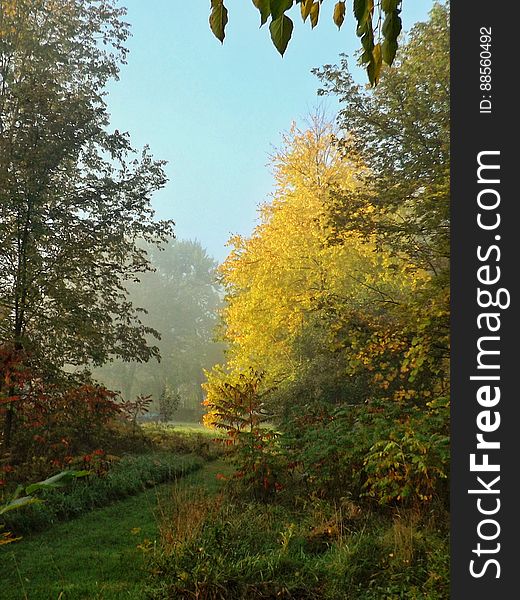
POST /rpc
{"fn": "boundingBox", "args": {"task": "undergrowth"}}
[146,485,449,600]
[1,453,203,535]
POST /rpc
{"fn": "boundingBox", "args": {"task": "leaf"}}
[367,42,382,85]
[300,0,314,22]
[382,0,399,12]
[353,0,368,24]
[382,37,398,65]
[333,2,346,30]
[252,0,271,26]
[25,470,89,495]
[0,496,40,516]
[269,14,293,56]
[209,0,229,44]
[309,1,319,28]
[382,10,402,42]
[270,0,293,20]
[359,22,374,65]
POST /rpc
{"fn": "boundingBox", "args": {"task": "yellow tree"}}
[208,116,423,403]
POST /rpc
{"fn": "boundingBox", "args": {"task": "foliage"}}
[363,425,449,506]
[0,469,88,545]
[214,116,414,387]
[202,368,282,498]
[314,2,450,274]
[4,369,122,477]
[209,0,403,85]
[0,0,173,446]
[313,3,450,506]
[158,386,181,422]
[119,394,153,429]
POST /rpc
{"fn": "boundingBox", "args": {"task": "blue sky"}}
[107,1,434,263]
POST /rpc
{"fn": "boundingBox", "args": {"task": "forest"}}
[1,1,449,598]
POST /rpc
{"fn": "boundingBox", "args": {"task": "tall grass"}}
[147,487,449,599]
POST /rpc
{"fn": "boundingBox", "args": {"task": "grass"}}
[2,453,204,536]
[141,423,226,462]
[0,460,231,600]
[147,489,450,600]
[142,421,224,439]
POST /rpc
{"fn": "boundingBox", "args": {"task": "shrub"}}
[202,368,283,499]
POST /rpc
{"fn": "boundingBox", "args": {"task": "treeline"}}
[204,3,450,509]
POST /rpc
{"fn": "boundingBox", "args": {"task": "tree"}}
[93,239,224,419]
[158,386,180,423]
[209,115,420,406]
[314,2,449,275]
[209,0,404,85]
[0,0,174,445]
[313,1,450,401]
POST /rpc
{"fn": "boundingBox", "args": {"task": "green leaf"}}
[0,496,40,516]
[300,0,314,22]
[382,0,399,12]
[359,21,374,66]
[209,0,229,43]
[353,0,368,24]
[25,470,89,495]
[360,24,373,51]
[382,10,402,41]
[382,37,398,65]
[270,0,293,20]
[333,1,346,30]
[269,14,293,55]
[252,0,271,26]
[309,1,319,28]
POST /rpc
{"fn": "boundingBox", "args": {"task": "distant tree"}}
[0,0,173,445]
[158,386,181,423]
[209,0,404,85]
[94,239,224,419]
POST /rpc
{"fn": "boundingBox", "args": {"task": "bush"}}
[279,398,449,510]
[7,376,122,476]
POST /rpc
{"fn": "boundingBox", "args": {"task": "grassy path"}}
[0,460,230,600]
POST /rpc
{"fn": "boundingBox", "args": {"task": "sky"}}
[106,1,434,263]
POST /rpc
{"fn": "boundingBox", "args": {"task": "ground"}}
[0,460,230,599]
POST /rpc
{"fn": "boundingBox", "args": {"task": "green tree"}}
[158,386,180,423]
[314,2,449,275]
[0,0,173,445]
[313,1,450,403]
